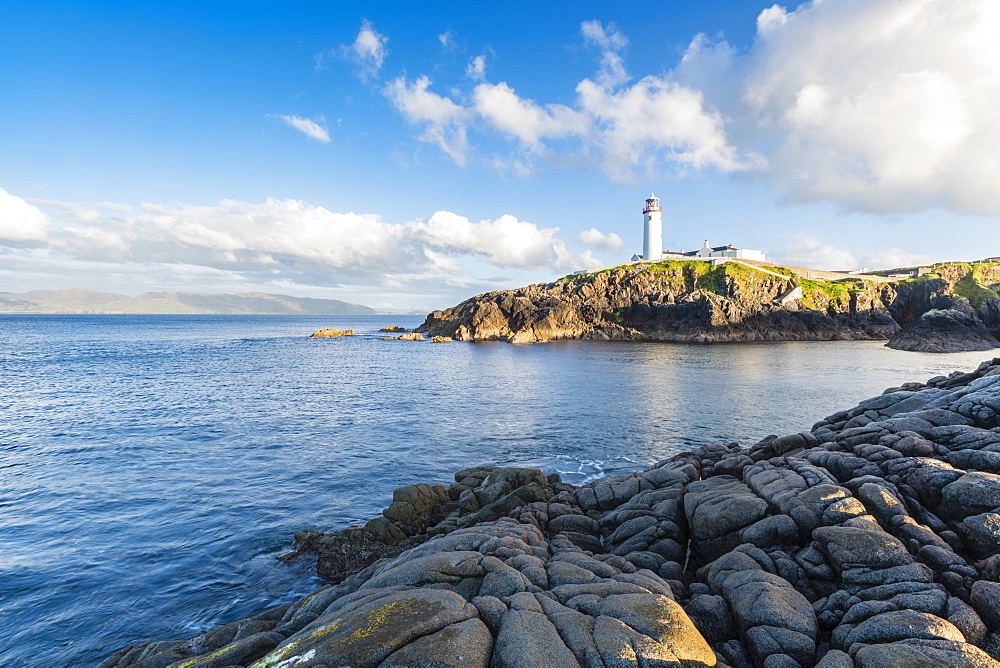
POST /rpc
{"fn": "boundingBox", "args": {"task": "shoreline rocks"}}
[98,357,1000,667]
[887,309,1000,353]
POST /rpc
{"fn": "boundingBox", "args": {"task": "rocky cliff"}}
[99,358,1000,666]
[416,260,1000,346]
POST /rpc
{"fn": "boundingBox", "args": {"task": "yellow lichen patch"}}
[247,640,302,668]
[304,619,343,641]
[331,599,416,646]
[172,637,245,668]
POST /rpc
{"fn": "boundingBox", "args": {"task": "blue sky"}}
[1,0,998,310]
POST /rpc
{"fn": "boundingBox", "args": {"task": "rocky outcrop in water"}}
[309,328,355,338]
[416,260,1000,348]
[888,310,1000,353]
[98,357,1000,667]
[381,332,426,341]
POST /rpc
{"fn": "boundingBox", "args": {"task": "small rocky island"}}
[417,260,1000,350]
[100,358,1000,666]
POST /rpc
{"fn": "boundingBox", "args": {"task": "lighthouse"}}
[642,193,662,262]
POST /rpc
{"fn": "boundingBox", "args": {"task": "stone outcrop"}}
[382,332,426,341]
[99,358,1000,667]
[379,325,408,332]
[887,309,1000,353]
[416,260,1000,348]
[309,328,355,338]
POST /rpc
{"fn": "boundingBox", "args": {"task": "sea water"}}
[0,314,993,666]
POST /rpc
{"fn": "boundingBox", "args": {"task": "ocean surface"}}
[0,314,995,666]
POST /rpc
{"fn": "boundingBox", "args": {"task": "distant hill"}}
[0,289,385,315]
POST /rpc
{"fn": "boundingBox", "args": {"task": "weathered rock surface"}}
[380,325,408,332]
[98,357,1000,667]
[415,260,1000,345]
[887,309,1000,353]
[309,328,356,337]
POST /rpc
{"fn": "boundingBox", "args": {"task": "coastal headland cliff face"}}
[416,260,1000,346]
[101,358,1000,667]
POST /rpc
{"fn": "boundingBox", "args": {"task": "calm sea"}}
[0,314,993,666]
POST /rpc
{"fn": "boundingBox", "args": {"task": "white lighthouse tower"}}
[642,193,662,262]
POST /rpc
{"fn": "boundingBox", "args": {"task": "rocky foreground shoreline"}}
[98,359,1000,667]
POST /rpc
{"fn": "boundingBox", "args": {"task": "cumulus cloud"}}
[324,19,388,81]
[472,82,587,150]
[861,248,939,271]
[385,76,472,165]
[0,188,49,244]
[384,20,753,182]
[16,193,601,294]
[579,227,624,252]
[580,20,630,88]
[678,0,1000,213]
[438,29,457,50]
[773,234,859,270]
[466,55,487,81]
[271,114,331,143]
[373,4,1000,214]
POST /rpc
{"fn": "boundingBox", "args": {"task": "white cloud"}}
[384,76,472,166]
[773,234,859,270]
[412,211,600,270]
[774,234,945,272]
[580,20,630,88]
[574,75,755,182]
[736,0,1000,213]
[466,55,487,81]
[472,82,587,149]
[861,248,939,271]
[579,227,624,252]
[384,20,753,182]
[272,114,331,143]
[19,194,599,292]
[330,19,388,81]
[373,4,1000,215]
[0,188,49,244]
[438,29,457,50]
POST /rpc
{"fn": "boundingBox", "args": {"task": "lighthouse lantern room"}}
[642,193,663,262]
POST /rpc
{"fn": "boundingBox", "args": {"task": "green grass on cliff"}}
[955,265,1000,308]
[891,261,1000,309]
[799,278,865,310]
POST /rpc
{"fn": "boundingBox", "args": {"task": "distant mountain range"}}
[0,289,403,315]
